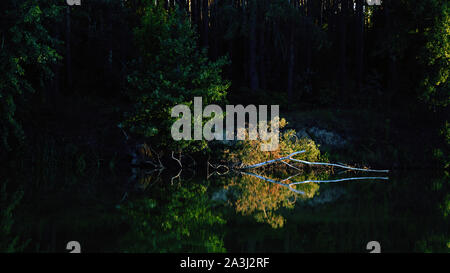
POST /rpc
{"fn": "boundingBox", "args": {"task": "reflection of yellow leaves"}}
[138,174,153,190]
[255,211,285,229]
[300,182,320,199]
[224,116,325,228]
[138,143,153,158]
[230,172,320,229]
[286,173,321,199]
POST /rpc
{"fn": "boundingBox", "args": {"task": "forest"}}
[0,0,448,253]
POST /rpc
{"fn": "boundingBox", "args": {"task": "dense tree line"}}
[0,0,448,165]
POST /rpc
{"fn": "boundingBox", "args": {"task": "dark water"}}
[9,167,450,253]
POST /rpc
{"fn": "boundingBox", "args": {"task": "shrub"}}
[122,4,229,153]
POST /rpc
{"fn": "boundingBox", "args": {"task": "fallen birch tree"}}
[240,151,390,173]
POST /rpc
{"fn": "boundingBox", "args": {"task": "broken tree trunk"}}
[240,151,390,173]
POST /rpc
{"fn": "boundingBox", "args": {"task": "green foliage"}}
[118,183,226,252]
[417,1,449,109]
[442,193,450,219]
[415,234,450,253]
[0,0,61,156]
[367,0,449,168]
[123,4,229,152]
[0,182,28,252]
[433,121,450,169]
[368,0,448,110]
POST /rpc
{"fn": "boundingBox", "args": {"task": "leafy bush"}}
[0,0,61,157]
[122,4,229,153]
[418,1,449,109]
[225,118,323,167]
[219,118,326,228]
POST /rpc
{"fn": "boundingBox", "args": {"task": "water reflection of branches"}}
[241,171,389,195]
[207,162,230,179]
[227,170,388,228]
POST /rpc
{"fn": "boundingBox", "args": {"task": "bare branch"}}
[240,151,389,173]
[172,151,182,168]
[240,151,306,169]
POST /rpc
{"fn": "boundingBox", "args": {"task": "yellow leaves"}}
[279,117,288,129]
[229,169,321,229]
[232,116,321,167]
[138,143,153,159]
[254,210,286,229]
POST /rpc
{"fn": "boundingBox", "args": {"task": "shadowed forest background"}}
[0,0,448,252]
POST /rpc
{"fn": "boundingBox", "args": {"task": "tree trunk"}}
[338,0,348,98]
[202,0,209,49]
[48,21,63,111]
[65,7,72,91]
[258,0,266,90]
[385,2,397,110]
[106,4,113,80]
[228,39,233,83]
[192,0,200,34]
[355,0,364,93]
[287,23,295,101]
[211,0,219,59]
[249,0,259,92]
[306,0,313,72]
[196,0,202,35]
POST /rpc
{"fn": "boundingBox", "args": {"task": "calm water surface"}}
[12,168,449,253]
